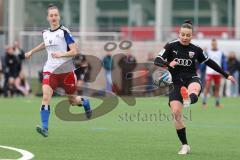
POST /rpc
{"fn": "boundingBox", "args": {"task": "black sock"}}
[189,93,198,104]
[176,128,188,145]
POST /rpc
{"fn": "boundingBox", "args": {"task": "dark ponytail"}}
[181,19,193,30]
[47,3,59,14]
[48,4,58,10]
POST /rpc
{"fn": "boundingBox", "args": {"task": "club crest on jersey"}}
[49,40,52,44]
[189,51,195,58]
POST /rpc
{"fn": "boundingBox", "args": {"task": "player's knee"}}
[171,108,180,115]
[171,109,182,121]
[174,114,183,122]
[192,86,201,92]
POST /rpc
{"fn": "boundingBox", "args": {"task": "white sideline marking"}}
[0,145,34,160]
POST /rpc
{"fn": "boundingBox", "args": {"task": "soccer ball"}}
[152,69,172,87]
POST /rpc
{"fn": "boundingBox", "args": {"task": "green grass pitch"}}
[0,96,240,160]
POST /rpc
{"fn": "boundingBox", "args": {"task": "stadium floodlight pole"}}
[80,0,87,42]
[210,0,219,26]
[63,0,71,27]
[0,0,3,31]
[8,0,15,44]
[127,0,132,40]
[155,0,163,41]
[194,0,199,32]
[235,0,240,39]
[228,0,233,37]
[8,0,24,44]
[227,0,232,37]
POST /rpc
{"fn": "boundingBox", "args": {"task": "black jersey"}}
[157,39,209,82]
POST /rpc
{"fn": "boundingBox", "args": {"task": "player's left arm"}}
[197,48,236,83]
[52,43,79,58]
[52,29,79,58]
[59,43,79,58]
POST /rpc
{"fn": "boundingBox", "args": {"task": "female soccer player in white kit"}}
[25,4,92,137]
[202,38,227,108]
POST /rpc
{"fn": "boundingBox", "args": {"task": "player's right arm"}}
[25,42,45,59]
[154,43,177,68]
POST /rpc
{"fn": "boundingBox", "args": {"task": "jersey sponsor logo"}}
[173,50,178,55]
[158,49,166,56]
[189,51,195,58]
[174,58,192,66]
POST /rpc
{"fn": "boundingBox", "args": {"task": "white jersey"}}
[206,49,223,75]
[42,25,75,74]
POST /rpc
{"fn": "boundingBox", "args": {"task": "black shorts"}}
[169,76,202,105]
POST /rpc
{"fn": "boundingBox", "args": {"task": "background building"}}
[1,0,240,44]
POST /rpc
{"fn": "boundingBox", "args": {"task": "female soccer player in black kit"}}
[154,20,236,155]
